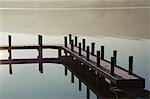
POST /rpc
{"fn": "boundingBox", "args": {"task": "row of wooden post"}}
[6,34,133,76]
[64,34,133,75]
[8,35,44,74]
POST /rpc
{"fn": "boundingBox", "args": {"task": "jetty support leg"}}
[82,39,86,51]
[38,35,43,73]
[97,51,100,67]
[71,72,74,83]
[58,48,61,57]
[86,46,89,61]
[79,80,82,91]
[8,35,12,75]
[129,56,133,74]
[79,43,81,56]
[91,42,95,55]
[111,57,115,75]
[71,40,74,51]
[87,87,90,99]
[101,46,104,60]
[65,67,68,76]
[64,36,67,47]
[113,50,117,65]
[75,36,77,47]
[69,34,72,44]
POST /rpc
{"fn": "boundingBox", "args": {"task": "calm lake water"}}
[0,33,150,99]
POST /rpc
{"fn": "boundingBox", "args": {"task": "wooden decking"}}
[66,44,137,80]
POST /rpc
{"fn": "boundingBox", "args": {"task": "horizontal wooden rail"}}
[0,58,61,64]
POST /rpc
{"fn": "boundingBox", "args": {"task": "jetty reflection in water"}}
[0,62,108,99]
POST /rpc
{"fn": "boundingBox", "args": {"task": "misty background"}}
[0,0,149,39]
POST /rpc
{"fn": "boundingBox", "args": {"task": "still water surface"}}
[0,33,149,99]
[0,63,97,99]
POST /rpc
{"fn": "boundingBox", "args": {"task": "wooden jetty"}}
[0,34,145,90]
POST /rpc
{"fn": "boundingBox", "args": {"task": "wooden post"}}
[87,87,90,99]
[69,34,72,44]
[91,42,95,55]
[38,35,43,73]
[82,39,85,51]
[79,43,81,56]
[38,35,42,47]
[129,56,133,74]
[8,35,11,48]
[64,36,67,47]
[71,72,74,83]
[8,35,12,75]
[75,36,77,47]
[9,64,12,75]
[71,40,74,51]
[58,48,61,57]
[113,50,117,65]
[101,46,104,60]
[111,57,115,75]
[64,51,68,56]
[65,67,67,76]
[97,51,100,67]
[40,63,43,73]
[38,35,42,59]
[79,80,82,91]
[86,46,89,61]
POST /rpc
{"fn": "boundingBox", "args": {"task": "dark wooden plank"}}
[117,79,145,88]
[0,45,62,50]
[0,58,61,64]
